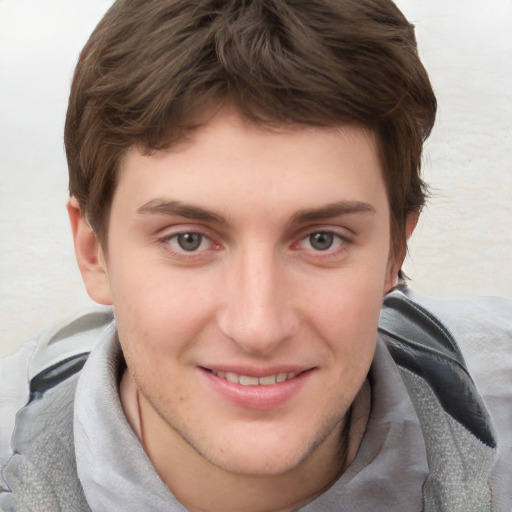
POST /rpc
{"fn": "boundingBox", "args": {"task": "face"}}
[91,109,398,478]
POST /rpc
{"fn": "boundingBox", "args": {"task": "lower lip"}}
[201,369,313,410]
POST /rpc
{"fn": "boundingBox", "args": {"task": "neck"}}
[135,381,370,512]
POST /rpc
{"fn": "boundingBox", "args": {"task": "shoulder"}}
[403,289,512,385]
[394,288,512,410]
[404,288,512,335]
[379,289,499,448]
[0,307,113,494]
[400,289,512,510]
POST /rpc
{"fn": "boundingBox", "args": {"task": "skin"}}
[69,108,416,512]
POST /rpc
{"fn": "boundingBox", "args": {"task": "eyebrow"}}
[137,198,376,225]
[138,199,226,223]
[290,201,376,224]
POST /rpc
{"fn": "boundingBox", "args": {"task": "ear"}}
[384,210,420,293]
[67,197,113,305]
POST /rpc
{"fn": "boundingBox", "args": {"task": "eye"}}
[296,230,346,252]
[175,233,204,251]
[309,232,335,251]
[165,232,213,253]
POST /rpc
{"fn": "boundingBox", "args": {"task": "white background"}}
[1,0,511,356]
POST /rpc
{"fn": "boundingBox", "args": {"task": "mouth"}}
[205,369,300,386]
[201,366,314,409]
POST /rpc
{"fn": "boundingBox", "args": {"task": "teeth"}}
[259,375,277,386]
[226,372,239,383]
[239,375,259,386]
[212,370,299,386]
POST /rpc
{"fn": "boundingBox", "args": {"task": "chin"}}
[207,446,309,477]
[199,420,340,478]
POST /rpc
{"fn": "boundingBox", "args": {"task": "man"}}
[0,1,510,511]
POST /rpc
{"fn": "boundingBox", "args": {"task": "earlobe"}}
[67,197,113,305]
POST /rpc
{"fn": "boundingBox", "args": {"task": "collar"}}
[74,325,186,512]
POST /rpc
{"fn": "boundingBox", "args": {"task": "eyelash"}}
[292,229,350,258]
[158,227,351,260]
[158,230,219,259]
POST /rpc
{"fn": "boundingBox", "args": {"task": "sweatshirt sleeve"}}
[0,339,37,492]
[405,289,512,511]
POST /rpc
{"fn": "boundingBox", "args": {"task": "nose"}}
[217,246,299,356]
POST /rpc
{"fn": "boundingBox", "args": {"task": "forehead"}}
[113,109,387,222]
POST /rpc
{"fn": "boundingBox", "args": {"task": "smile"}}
[201,367,314,409]
[210,370,298,386]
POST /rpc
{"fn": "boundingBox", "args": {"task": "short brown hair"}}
[65,0,436,253]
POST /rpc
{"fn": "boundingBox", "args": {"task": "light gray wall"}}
[400,0,512,298]
[1,0,511,356]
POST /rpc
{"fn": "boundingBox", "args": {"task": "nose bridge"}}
[218,241,297,355]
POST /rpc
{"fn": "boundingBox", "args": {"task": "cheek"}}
[304,266,384,356]
[110,270,223,402]
[109,254,213,339]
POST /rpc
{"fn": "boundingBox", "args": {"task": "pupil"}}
[178,233,202,251]
[310,232,333,251]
